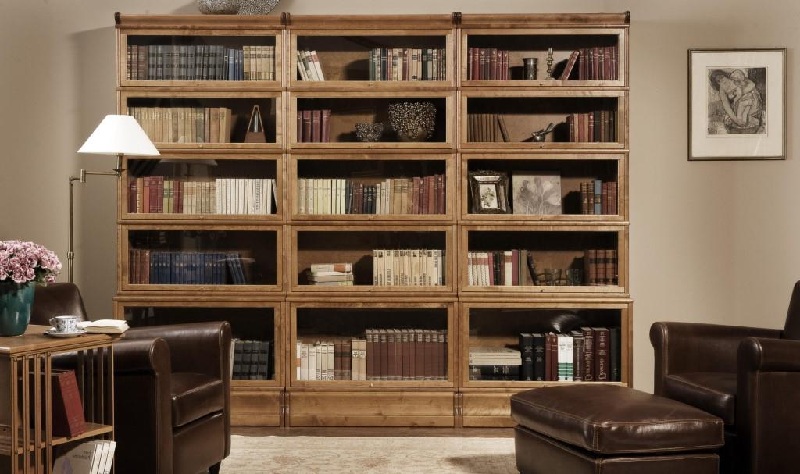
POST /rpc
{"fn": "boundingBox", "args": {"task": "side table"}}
[0,325,114,473]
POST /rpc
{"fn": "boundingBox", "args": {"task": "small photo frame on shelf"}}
[469,171,509,214]
[688,48,786,161]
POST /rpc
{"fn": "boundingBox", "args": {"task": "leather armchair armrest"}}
[650,322,781,395]
[124,321,231,378]
[113,337,171,375]
[738,337,800,373]
[112,337,173,474]
[736,337,800,471]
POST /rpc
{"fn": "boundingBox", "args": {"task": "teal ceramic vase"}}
[0,282,35,336]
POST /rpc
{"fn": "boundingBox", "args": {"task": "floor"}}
[232,426,515,438]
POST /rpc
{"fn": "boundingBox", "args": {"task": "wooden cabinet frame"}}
[114,11,631,428]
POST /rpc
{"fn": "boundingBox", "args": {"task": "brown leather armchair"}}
[31,283,231,474]
[650,280,800,474]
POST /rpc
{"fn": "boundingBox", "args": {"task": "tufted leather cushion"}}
[171,372,225,428]
[662,372,736,425]
[511,385,724,455]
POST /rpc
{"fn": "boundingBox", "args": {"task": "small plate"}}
[44,328,87,338]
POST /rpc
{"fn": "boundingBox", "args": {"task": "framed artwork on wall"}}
[688,48,786,161]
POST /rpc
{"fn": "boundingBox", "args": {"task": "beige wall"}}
[1,0,796,394]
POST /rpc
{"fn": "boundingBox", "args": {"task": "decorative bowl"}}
[237,0,280,15]
[355,122,384,142]
[387,101,437,142]
[197,0,239,14]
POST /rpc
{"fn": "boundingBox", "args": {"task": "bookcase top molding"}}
[115,11,630,31]
[115,12,282,30]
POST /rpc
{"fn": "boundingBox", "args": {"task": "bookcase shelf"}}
[114,11,630,428]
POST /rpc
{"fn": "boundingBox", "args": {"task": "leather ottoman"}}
[511,385,724,474]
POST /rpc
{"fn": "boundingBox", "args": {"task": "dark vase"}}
[0,282,35,336]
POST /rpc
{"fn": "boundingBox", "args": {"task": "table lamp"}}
[69,115,159,282]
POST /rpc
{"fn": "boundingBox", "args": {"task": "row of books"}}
[467,113,509,142]
[53,440,116,474]
[296,329,448,381]
[467,249,617,287]
[128,249,249,284]
[296,175,446,215]
[126,44,276,81]
[579,179,618,215]
[296,49,325,80]
[368,47,447,81]
[232,339,272,380]
[467,250,534,287]
[584,249,618,286]
[129,177,277,215]
[128,106,234,144]
[467,48,510,80]
[566,110,617,143]
[518,327,621,382]
[373,249,444,286]
[296,109,332,142]
[567,46,619,81]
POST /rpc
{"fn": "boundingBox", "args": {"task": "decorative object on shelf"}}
[468,171,509,214]
[523,57,538,80]
[0,240,61,336]
[387,101,436,142]
[237,0,279,15]
[197,0,239,14]
[354,122,384,142]
[527,122,556,143]
[546,47,554,79]
[688,48,786,160]
[511,172,562,215]
[244,104,267,143]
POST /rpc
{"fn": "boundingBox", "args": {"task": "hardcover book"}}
[51,369,87,438]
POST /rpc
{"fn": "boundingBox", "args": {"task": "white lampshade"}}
[78,115,159,156]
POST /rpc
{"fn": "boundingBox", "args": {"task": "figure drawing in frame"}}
[511,173,562,215]
[479,183,499,210]
[707,67,766,135]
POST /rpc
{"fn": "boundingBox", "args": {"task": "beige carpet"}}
[221,435,517,473]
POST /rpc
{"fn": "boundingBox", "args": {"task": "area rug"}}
[221,435,517,473]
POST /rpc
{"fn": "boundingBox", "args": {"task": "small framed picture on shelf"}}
[688,48,786,160]
[511,172,562,215]
[469,171,509,214]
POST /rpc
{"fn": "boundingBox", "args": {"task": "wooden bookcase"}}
[113,11,631,428]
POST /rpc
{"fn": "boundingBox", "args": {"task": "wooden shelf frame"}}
[114,11,631,428]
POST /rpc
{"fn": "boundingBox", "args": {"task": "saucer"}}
[44,328,87,338]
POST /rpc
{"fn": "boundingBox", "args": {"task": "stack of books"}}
[468,346,522,380]
[53,439,116,474]
[308,262,353,286]
[78,319,129,334]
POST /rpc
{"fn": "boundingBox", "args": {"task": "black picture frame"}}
[468,171,509,214]
[688,48,786,160]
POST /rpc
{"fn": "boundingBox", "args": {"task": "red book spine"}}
[51,370,87,437]
[321,109,331,143]
[311,109,321,142]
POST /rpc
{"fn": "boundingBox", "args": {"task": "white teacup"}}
[50,315,81,334]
